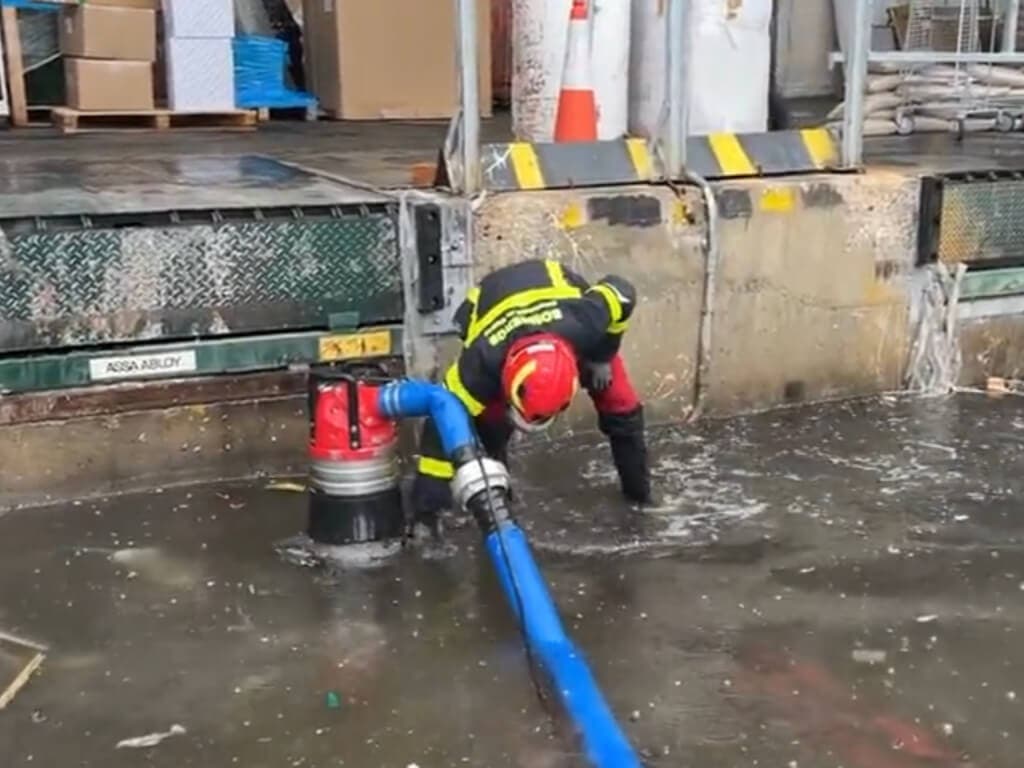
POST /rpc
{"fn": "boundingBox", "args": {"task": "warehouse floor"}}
[0,115,513,190]
[1,394,1022,767]
[2,109,1024,194]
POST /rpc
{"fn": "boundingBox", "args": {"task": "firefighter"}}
[411,258,652,534]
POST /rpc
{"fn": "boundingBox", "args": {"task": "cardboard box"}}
[60,6,157,62]
[161,0,234,39]
[65,58,155,111]
[302,0,492,120]
[165,37,234,111]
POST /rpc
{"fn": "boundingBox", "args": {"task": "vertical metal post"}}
[457,0,481,194]
[1004,0,1020,52]
[841,0,871,168]
[666,0,689,178]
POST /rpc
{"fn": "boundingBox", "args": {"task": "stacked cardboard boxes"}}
[161,0,235,111]
[302,0,492,120]
[61,3,158,111]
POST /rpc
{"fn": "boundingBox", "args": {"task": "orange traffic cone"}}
[554,0,597,142]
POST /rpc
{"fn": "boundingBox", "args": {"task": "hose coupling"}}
[449,452,513,534]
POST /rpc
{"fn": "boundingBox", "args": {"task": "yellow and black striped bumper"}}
[481,138,656,192]
[687,129,838,179]
[478,129,840,192]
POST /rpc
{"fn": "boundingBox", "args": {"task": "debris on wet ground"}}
[0,630,49,653]
[273,532,403,570]
[105,546,204,590]
[115,723,186,749]
[851,648,888,665]
[0,630,49,710]
[0,651,45,710]
[265,480,306,493]
[984,377,1024,396]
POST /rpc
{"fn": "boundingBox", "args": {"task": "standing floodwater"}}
[0,394,1021,767]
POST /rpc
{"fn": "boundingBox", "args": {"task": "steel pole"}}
[841,0,871,168]
[1004,0,1020,52]
[666,0,689,178]
[457,0,481,194]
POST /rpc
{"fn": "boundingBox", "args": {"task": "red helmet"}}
[501,334,579,432]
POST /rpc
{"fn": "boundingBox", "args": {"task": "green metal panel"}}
[0,206,403,355]
[928,172,1024,266]
[0,326,403,394]
[961,267,1024,301]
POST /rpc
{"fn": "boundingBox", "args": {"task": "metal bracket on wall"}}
[415,203,445,313]
[916,175,944,267]
[398,191,474,376]
[403,193,473,337]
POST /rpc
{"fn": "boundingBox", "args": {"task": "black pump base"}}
[307,486,404,545]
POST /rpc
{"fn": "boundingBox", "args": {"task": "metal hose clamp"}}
[450,456,510,512]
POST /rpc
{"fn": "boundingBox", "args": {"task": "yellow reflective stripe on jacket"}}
[545,259,571,289]
[417,456,454,480]
[463,287,481,345]
[444,363,486,416]
[587,283,629,335]
[607,319,628,335]
[465,263,581,345]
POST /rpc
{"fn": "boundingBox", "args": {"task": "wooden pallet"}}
[1,7,26,127]
[51,107,258,134]
[26,106,53,124]
[256,104,319,123]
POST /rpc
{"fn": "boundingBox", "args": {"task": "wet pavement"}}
[0,393,1022,767]
[4,114,1024,192]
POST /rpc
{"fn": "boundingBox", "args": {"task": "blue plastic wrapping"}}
[485,522,643,768]
[376,379,476,458]
[232,35,316,110]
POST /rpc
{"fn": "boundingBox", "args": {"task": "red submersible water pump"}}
[306,365,404,545]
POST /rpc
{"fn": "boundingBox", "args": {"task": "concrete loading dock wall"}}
[3,168,1022,508]
[468,170,920,427]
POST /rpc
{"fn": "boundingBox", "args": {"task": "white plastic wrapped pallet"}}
[689,0,772,135]
[166,37,235,111]
[629,0,773,138]
[162,0,234,38]
[592,0,631,139]
[512,0,571,141]
[628,0,666,140]
[161,0,236,112]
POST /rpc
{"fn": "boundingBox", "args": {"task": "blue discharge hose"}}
[377,379,476,457]
[376,378,643,768]
[485,523,643,768]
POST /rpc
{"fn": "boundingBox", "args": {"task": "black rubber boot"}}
[408,472,452,540]
[598,406,652,504]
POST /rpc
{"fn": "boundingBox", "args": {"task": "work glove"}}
[587,361,614,392]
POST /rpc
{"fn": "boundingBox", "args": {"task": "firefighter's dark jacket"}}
[416,258,636,480]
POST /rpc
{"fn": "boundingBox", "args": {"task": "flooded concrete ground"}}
[0,393,1021,767]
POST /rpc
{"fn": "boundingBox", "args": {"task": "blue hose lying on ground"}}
[377,379,643,768]
[485,523,643,768]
